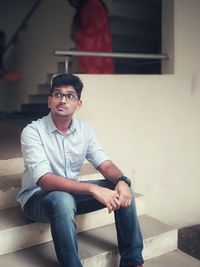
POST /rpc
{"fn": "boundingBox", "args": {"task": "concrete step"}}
[57,60,76,74]
[0,159,145,255]
[0,121,23,160]
[0,171,118,210]
[145,250,200,267]
[110,0,161,21]
[0,173,21,209]
[110,16,160,39]
[21,103,49,113]
[11,110,47,120]
[37,83,51,94]
[114,59,161,75]
[29,93,48,104]
[0,162,105,209]
[178,224,200,260]
[112,35,159,53]
[0,215,179,266]
[57,62,66,73]
[0,158,24,176]
[46,73,54,83]
[0,159,100,178]
[0,193,145,255]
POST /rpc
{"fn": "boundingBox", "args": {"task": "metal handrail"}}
[54,49,169,73]
[54,50,168,59]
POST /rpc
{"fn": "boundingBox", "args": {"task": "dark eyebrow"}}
[54,89,77,95]
[54,88,63,92]
[66,91,78,95]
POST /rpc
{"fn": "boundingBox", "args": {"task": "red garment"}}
[74,0,114,74]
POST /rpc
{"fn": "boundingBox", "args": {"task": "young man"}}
[17,74,144,267]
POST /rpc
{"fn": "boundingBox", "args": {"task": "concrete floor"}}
[0,118,23,159]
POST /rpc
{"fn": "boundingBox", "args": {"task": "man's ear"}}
[48,96,51,108]
[76,99,82,111]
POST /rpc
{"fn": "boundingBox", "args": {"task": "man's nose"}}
[60,95,67,103]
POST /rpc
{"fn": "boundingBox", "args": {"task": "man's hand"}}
[115,181,132,208]
[90,185,121,213]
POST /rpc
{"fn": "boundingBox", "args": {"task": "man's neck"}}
[51,113,72,133]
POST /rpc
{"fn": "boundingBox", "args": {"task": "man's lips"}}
[56,105,66,110]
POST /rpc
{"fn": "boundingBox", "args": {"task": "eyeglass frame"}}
[50,91,79,102]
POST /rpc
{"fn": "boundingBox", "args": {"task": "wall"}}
[0,0,75,111]
[0,0,36,45]
[0,0,200,228]
[77,73,200,228]
[0,0,39,112]
[76,0,200,228]
[162,0,174,73]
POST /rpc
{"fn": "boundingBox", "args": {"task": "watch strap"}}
[117,176,131,187]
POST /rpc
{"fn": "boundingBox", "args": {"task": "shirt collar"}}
[46,113,77,134]
[69,119,77,134]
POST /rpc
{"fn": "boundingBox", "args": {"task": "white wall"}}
[1,0,200,228]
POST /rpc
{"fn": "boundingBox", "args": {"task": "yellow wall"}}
[77,74,200,227]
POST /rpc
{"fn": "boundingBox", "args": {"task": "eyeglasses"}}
[51,92,78,102]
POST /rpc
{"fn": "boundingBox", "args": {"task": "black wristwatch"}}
[117,176,131,187]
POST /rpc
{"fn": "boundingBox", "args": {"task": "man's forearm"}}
[97,160,123,184]
[37,172,121,212]
[37,172,97,195]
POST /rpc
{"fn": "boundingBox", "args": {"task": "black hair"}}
[50,73,83,99]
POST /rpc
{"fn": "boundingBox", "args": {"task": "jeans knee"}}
[45,191,77,220]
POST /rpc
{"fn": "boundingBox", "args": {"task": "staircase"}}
[107,0,162,74]
[11,78,51,121]
[8,0,164,120]
[0,119,199,266]
[63,0,162,74]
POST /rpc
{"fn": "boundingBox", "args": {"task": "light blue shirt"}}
[17,113,109,208]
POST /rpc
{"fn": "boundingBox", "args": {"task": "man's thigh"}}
[23,190,76,223]
[23,179,114,219]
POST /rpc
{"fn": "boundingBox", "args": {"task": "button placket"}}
[63,136,70,177]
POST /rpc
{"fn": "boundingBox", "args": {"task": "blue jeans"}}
[23,179,144,267]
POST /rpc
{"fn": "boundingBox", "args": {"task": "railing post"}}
[65,56,70,73]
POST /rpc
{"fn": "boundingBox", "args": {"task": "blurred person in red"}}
[68,0,114,74]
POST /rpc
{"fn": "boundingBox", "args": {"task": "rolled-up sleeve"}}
[21,126,52,185]
[86,126,110,168]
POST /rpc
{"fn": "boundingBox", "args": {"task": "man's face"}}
[48,85,82,119]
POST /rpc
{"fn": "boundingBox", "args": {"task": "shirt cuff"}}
[31,161,52,184]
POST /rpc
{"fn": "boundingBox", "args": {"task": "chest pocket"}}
[68,153,85,172]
